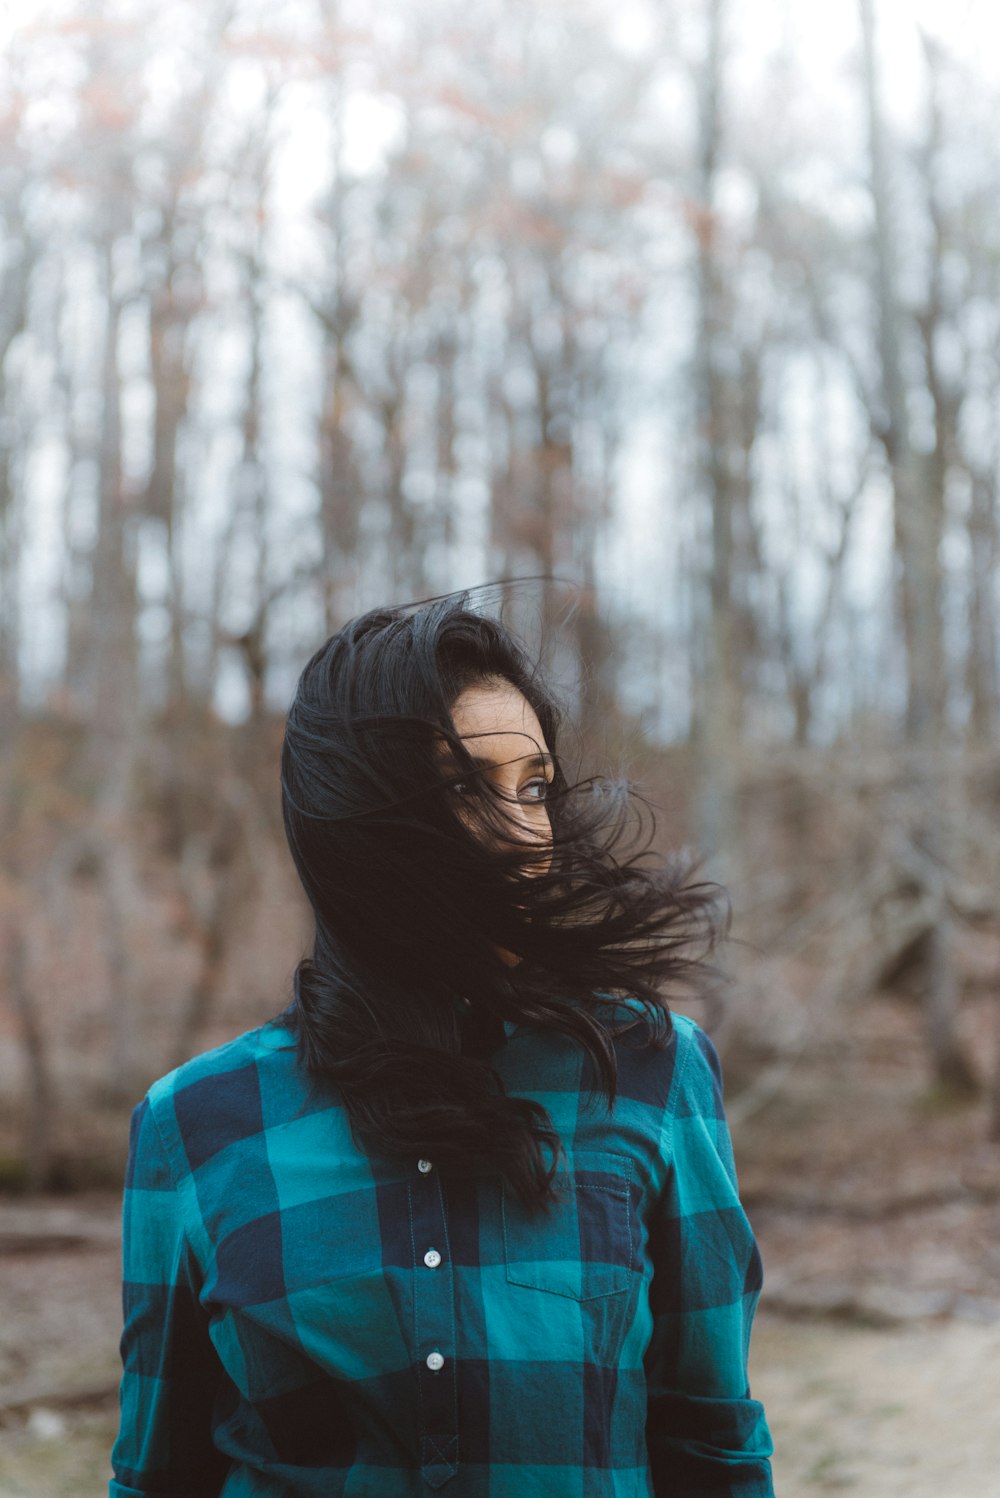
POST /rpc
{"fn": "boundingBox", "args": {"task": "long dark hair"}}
[278,587,727,1210]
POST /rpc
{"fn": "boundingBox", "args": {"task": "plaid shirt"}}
[110,1006,773,1497]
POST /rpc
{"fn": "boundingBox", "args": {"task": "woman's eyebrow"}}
[464,751,554,772]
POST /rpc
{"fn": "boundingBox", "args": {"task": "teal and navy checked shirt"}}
[111,1004,774,1496]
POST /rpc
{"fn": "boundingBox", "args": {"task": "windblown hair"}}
[278,588,728,1211]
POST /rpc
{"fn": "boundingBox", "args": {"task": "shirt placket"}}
[409,1158,459,1488]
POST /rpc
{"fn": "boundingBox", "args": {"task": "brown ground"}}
[1,993,998,1496]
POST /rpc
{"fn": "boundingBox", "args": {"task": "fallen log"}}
[0,1379,119,1422]
[743,1181,1000,1220]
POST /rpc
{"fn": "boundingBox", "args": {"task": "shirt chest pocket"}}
[502,1150,635,1301]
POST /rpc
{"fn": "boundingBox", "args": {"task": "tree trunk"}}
[146,269,194,715]
[691,0,741,880]
[4,918,55,1194]
[859,0,976,1092]
[966,465,999,746]
[0,210,28,726]
[87,238,145,1099]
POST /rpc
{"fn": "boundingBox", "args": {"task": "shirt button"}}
[423,1248,442,1269]
[426,1351,445,1372]
[417,1158,433,1174]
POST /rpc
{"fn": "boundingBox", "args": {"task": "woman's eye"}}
[521,778,551,803]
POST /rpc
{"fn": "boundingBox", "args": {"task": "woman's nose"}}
[508,810,552,874]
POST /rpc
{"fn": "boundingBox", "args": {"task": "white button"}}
[426,1351,445,1372]
[423,1248,442,1269]
[417,1158,433,1174]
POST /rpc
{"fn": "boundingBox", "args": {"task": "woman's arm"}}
[110,1096,230,1498]
[644,1018,775,1496]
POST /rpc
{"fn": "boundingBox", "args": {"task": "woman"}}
[110,590,774,1497]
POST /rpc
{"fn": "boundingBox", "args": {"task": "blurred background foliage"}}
[0,0,999,1200]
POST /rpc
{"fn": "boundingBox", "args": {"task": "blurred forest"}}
[2,0,1000,1490]
[4,0,1000,1155]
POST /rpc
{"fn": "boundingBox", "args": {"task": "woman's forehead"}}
[445,680,549,762]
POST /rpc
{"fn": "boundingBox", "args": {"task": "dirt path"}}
[750,1313,1000,1496]
[0,1198,998,1496]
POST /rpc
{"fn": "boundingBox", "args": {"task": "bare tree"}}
[690,0,742,875]
[858,0,975,1092]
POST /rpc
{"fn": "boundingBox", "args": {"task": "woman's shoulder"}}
[140,1017,305,1170]
[596,1006,733,1164]
[666,1009,712,1053]
[591,991,708,1059]
[146,1016,297,1101]
[566,994,717,1121]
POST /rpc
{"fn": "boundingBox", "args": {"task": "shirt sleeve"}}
[644,1019,775,1496]
[110,1094,231,1498]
